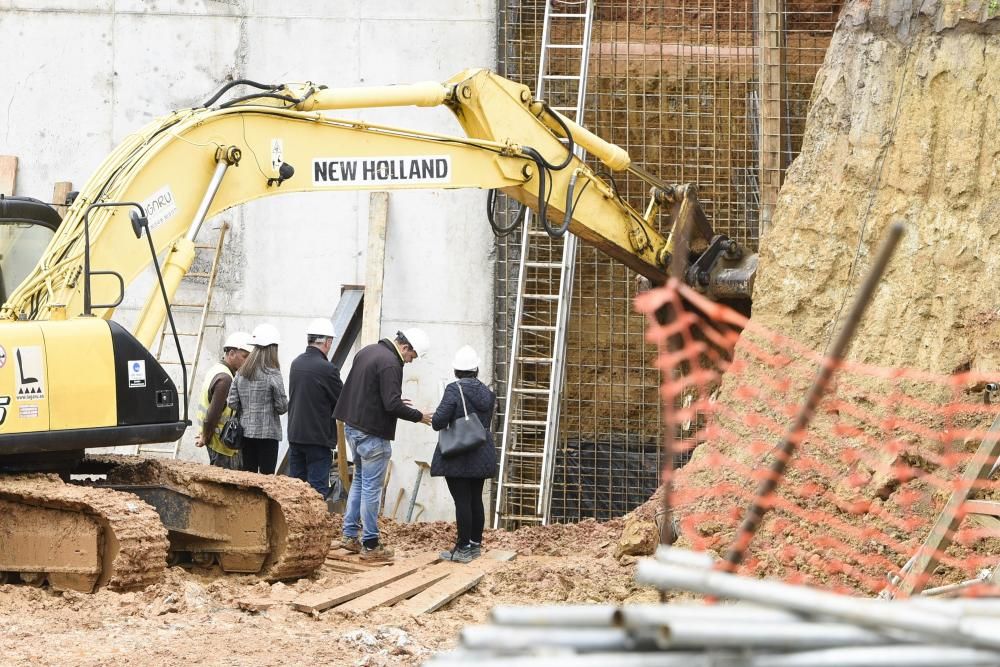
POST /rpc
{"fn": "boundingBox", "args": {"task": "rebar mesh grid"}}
[494,0,843,523]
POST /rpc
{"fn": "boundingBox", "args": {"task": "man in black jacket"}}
[287,318,343,498]
[334,328,432,561]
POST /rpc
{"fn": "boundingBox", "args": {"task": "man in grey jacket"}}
[287,318,343,498]
[334,328,432,561]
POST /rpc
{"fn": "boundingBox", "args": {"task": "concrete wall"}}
[0,0,497,521]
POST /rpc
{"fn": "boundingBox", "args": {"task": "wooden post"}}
[0,156,17,196]
[758,0,785,239]
[51,181,73,217]
[361,191,389,345]
[895,415,1000,597]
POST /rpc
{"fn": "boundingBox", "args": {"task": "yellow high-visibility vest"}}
[196,362,237,457]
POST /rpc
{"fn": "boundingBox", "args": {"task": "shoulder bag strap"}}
[234,374,242,417]
[454,380,470,420]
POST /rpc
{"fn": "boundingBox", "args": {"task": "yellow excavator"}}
[0,68,756,592]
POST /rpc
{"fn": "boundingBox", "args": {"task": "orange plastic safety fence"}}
[636,279,1000,597]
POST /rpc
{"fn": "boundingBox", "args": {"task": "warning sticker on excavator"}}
[141,185,178,229]
[312,156,451,186]
[15,347,45,401]
[128,360,147,388]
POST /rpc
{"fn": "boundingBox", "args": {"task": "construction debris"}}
[430,547,1000,665]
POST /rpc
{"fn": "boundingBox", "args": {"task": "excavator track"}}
[92,456,334,581]
[0,474,168,592]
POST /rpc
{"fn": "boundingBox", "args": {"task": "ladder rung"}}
[541,75,583,81]
[193,243,216,249]
[525,261,563,268]
[502,483,542,490]
[544,44,585,50]
[523,294,560,301]
[549,12,587,17]
[511,419,547,426]
[186,272,210,278]
[170,304,207,309]
[513,388,550,394]
[499,515,544,522]
[517,357,554,364]
[157,360,192,365]
[519,325,557,332]
[550,106,577,112]
[506,451,544,458]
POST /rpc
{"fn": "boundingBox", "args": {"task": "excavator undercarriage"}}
[0,457,333,592]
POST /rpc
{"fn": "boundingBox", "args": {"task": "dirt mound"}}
[0,514,638,666]
[670,0,1000,594]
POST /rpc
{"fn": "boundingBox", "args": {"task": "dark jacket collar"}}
[303,345,328,360]
[378,338,404,366]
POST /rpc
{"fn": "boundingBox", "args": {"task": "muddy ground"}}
[0,516,652,666]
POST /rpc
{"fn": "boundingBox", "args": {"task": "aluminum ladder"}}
[136,222,229,458]
[494,0,594,529]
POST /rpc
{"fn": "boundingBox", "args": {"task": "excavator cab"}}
[0,196,61,305]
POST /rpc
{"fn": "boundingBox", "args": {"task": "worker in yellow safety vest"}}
[195,331,252,468]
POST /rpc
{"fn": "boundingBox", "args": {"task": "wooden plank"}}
[395,568,483,616]
[326,548,390,569]
[292,552,438,613]
[396,550,518,616]
[966,500,1000,517]
[0,156,17,196]
[360,191,388,345]
[51,181,73,216]
[336,561,456,613]
[896,414,1000,596]
[757,0,785,238]
[324,559,371,574]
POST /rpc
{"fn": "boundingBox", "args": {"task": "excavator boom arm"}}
[2,69,683,346]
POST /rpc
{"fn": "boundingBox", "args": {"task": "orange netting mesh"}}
[636,279,1000,597]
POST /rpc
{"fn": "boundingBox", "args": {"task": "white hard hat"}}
[306,317,336,339]
[452,345,480,371]
[251,323,281,347]
[223,331,253,353]
[401,327,430,358]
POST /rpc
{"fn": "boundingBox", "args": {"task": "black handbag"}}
[438,381,487,458]
[220,377,245,450]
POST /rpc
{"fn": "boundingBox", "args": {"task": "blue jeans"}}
[288,443,332,499]
[342,425,391,544]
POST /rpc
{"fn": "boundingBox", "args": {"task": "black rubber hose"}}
[538,103,575,170]
[218,92,302,109]
[486,189,527,237]
[201,78,279,108]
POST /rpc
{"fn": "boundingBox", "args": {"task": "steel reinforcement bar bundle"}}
[426,547,1000,667]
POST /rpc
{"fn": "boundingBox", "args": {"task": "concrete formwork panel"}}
[0,2,498,523]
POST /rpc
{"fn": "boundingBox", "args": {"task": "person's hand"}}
[420,412,433,426]
[194,433,205,448]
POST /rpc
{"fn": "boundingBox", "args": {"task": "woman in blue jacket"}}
[431,345,497,563]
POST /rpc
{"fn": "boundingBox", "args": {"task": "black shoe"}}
[468,542,482,559]
[440,546,475,563]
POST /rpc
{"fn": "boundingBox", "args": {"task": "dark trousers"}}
[288,443,333,498]
[446,477,486,548]
[241,437,278,475]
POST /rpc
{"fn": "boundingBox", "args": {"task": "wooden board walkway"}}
[294,549,517,616]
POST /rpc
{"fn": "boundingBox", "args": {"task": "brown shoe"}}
[341,536,362,554]
[360,543,394,562]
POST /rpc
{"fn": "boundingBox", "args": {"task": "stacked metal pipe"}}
[426,547,1000,666]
